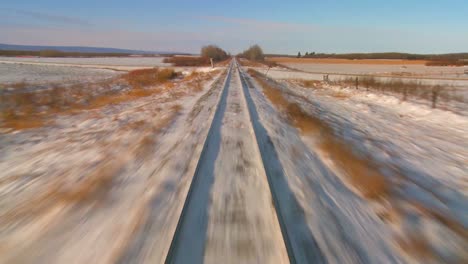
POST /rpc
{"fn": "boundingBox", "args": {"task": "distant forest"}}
[269,52,468,60]
[267,52,468,66]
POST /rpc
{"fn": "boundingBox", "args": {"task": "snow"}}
[282,62,468,79]
[170,63,287,264]
[0,68,227,263]
[243,72,404,263]
[252,74,468,262]
[1,58,466,263]
[0,56,169,67]
[0,62,118,84]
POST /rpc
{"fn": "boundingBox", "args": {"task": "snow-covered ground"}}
[0,57,170,72]
[0,56,169,67]
[281,62,468,79]
[263,67,468,87]
[0,68,226,263]
[244,69,467,263]
[260,66,468,114]
[0,63,119,84]
[288,83,467,263]
[1,59,466,263]
[0,58,221,84]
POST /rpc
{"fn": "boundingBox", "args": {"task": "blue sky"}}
[1,0,467,54]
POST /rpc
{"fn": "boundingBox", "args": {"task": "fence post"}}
[323,74,329,83]
[355,77,359,89]
[432,88,438,108]
[265,66,271,77]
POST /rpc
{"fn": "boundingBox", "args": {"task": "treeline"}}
[0,49,146,57]
[295,52,468,60]
[163,45,230,66]
[283,52,468,66]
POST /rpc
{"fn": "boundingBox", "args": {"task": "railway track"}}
[164,60,324,264]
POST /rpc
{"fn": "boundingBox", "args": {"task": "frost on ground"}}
[0,56,169,67]
[278,61,468,79]
[1,58,467,264]
[0,63,118,84]
[0,67,226,263]
[246,69,467,263]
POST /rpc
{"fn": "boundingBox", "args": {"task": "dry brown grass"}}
[123,68,179,89]
[267,57,428,65]
[163,56,210,66]
[330,91,351,99]
[0,67,214,132]
[134,105,181,159]
[411,202,468,240]
[425,60,468,66]
[249,69,389,200]
[298,80,321,88]
[217,58,232,67]
[338,76,458,108]
[1,116,45,130]
[184,70,220,92]
[8,81,30,90]
[135,134,156,160]
[398,233,435,260]
[61,161,122,203]
[239,58,265,67]
[0,158,124,226]
[0,68,182,131]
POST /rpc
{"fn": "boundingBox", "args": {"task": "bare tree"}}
[240,44,265,61]
[200,45,229,62]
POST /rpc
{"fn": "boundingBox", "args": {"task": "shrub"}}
[239,44,265,61]
[200,45,229,61]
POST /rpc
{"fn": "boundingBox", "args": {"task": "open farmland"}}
[0,63,118,84]
[0,56,172,72]
[268,57,468,79]
[0,56,170,67]
[0,56,220,84]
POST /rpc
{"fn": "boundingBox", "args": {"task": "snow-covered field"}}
[0,56,169,67]
[0,66,227,263]
[0,57,171,73]
[281,62,468,79]
[245,69,467,263]
[259,66,468,114]
[0,63,118,84]
[0,59,466,263]
[263,67,468,87]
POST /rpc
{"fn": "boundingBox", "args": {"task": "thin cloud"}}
[12,9,92,26]
[199,15,317,32]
